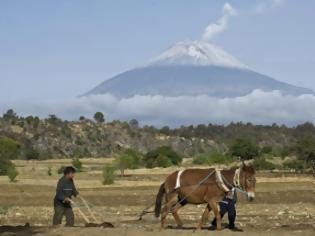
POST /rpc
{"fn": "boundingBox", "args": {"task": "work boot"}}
[228,226,243,232]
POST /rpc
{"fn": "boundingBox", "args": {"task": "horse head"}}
[240,162,256,201]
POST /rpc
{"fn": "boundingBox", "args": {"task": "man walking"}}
[53,166,79,227]
[210,188,243,231]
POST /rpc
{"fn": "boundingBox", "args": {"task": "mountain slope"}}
[84,41,313,98]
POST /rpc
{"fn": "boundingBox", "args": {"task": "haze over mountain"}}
[84,41,313,98]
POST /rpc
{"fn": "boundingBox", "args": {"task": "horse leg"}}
[208,199,222,230]
[196,204,211,230]
[171,204,184,228]
[161,194,177,228]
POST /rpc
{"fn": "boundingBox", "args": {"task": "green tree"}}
[129,119,139,129]
[3,109,17,122]
[229,138,259,160]
[94,112,105,123]
[47,114,62,126]
[296,136,315,166]
[115,149,141,176]
[102,164,116,185]
[0,137,21,160]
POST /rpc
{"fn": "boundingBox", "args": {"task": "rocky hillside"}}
[0,109,314,159]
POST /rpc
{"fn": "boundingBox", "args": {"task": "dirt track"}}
[0,159,314,235]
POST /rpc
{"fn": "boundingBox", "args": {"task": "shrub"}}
[193,153,232,165]
[193,153,210,165]
[47,167,52,176]
[254,157,276,170]
[7,166,18,182]
[143,146,182,168]
[296,136,315,164]
[24,147,40,160]
[261,146,273,154]
[229,138,260,160]
[102,164,116,185]
[155,154,172,168]
[57,166,66,174]
[0,159,14,175]
[72,158,82,172]
[283,159,305,172]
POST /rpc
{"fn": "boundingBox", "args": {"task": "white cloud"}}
[254,0,286,14]
[1,90,315,127]
[202,3,237,41]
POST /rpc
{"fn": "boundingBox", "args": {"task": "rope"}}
[220,173,249,197]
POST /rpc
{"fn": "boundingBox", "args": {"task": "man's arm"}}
[56,179,67,202]
[72,180,79,197]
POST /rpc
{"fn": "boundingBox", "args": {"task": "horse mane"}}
[222,164,255,174]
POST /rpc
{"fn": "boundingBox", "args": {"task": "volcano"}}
[84,41,313,98]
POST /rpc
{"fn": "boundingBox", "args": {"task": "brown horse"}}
[154,163,256,230]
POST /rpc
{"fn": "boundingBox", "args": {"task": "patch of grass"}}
[0,206,9,215]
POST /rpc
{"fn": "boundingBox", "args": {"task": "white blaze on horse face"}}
[247,191,255,199]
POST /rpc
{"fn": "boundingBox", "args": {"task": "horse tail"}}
[154,182,165,217]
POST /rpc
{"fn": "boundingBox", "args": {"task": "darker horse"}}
[154,163,256,230]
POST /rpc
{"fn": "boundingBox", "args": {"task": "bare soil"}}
[0,159,314,235]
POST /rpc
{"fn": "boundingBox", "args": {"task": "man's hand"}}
[63,197,71,203]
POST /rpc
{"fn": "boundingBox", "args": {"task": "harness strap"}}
[175,170,185,189]
[215,169,230,192]
[233,168,241,188]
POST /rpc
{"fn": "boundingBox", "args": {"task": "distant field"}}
[0,159,314,236]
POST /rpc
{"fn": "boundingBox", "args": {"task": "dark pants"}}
[53,206,74,226]
[211,197,236,228]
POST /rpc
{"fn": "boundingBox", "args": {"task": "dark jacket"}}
[54,176,78,208]
[224,188,237,204]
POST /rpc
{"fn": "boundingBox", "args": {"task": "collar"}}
[215,169,230,192]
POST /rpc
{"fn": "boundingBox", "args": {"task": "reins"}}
[220,170,249,197]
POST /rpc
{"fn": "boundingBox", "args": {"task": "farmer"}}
[210,188,243,232]
[53,166,79,227]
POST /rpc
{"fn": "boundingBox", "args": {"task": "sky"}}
[1,0,315,126]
